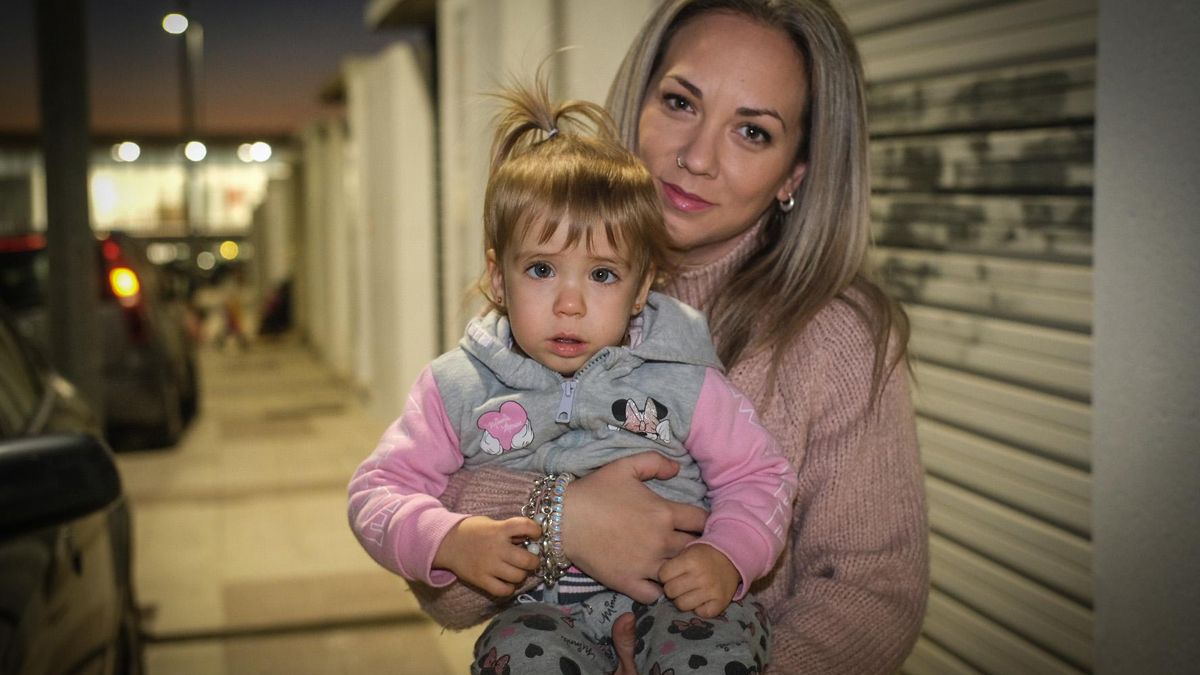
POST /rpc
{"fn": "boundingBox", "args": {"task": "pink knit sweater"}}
[413,227,929,673]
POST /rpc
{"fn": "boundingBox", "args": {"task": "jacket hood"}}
[460,291,721,390]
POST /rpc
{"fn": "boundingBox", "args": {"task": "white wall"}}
[323,120,354,380]
[299,122,329,355]
[1093,0,1200,671]
[343,57,375,393]
[360,41,438,422]
[559,0,657,104]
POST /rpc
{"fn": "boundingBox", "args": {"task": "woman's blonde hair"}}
[480,76,673,313]
[606,0,908,400]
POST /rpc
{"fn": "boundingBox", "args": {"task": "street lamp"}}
[162,4,203,233]
[162,13,188,34]
[111,141,141,162]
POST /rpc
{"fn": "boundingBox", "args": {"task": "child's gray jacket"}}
[431,291,723,506]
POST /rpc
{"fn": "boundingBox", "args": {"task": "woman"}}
[414,1,928,671]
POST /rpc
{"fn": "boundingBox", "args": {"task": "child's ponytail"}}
[488,76,620,173]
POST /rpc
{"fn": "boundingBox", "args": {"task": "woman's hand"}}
[561,452,708,603]
[611,613,639,675]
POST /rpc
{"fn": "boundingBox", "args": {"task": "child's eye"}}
[664,93,693,113]
[525,262,554,279]
[590,268,619,284]
[738,124,772,145]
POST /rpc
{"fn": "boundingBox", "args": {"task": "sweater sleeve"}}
[765,324,929,674]
[347,365,470,586]
[685,368,797,597]
[407,466,543,629]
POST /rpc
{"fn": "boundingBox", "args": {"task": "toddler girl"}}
[348,78,795,675]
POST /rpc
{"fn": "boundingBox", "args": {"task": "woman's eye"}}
[664,93,693,113]
[526,263,554,279]
[739,124,772,144]
[590,268,618,284]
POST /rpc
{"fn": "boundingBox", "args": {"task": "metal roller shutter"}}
[834,0,1098,671]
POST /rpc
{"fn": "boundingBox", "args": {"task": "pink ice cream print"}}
[477,401,534,455]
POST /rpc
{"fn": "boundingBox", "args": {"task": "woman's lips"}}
[661,181,714,213]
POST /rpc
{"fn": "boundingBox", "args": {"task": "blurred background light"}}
[146,243,177,265]
[237,142,273,162]
[111,141,141,162]
[162,13,189,34]
[109,267,140,298]
[92,176,118,220]
[219,240,240,260]
[196,251,217,270]
[184,141,207,162]
[250,142,272,162]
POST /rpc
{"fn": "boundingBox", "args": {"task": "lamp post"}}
[163,3,203,235]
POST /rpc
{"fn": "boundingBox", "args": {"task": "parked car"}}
[0,303,143,674]
[0,231,198,448]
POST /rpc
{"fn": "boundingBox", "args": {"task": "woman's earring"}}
[778,192,796,213]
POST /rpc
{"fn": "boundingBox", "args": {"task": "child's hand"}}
[659,543,740,618]
[433,516,542,597]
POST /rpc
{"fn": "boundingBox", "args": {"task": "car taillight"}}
[109,266,140,301]
[0,233,46,253]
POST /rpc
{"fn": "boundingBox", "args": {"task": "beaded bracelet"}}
[521,472,575,586]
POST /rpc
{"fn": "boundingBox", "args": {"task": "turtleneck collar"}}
[661,218,767,316]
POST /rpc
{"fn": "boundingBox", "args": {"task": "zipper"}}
[552,347,612,424]
[555,380,577,423]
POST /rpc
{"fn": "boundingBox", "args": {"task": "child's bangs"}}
[489,137,669,280]
[510,156,651,260]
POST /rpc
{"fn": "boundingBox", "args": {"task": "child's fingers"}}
[662,569,702,601]
[659,550,702,586]
[506,514,544,535]
[668,586,710,613]
[474,560,533,597]
[501,514,544,540]
[693,598,726,619]
[501,544,540,571]
[492,560,533,585]
[658,555,688,585]
[476,576,518,598]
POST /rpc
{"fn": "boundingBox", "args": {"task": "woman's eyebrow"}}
[669,75,703,101]
[737,106,787,131]
[668,75,786,131]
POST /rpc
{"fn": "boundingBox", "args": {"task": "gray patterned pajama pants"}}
[472,591,770,674]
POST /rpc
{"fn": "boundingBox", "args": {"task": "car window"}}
[0,315,42,437]
[0,249,48,311]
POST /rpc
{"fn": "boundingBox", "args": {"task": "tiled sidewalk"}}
[115,338,483,673]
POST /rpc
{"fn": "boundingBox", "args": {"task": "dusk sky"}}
[0,0,401,135]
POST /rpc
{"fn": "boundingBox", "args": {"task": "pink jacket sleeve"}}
[347,365,469,586]
[685,367,798,598]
